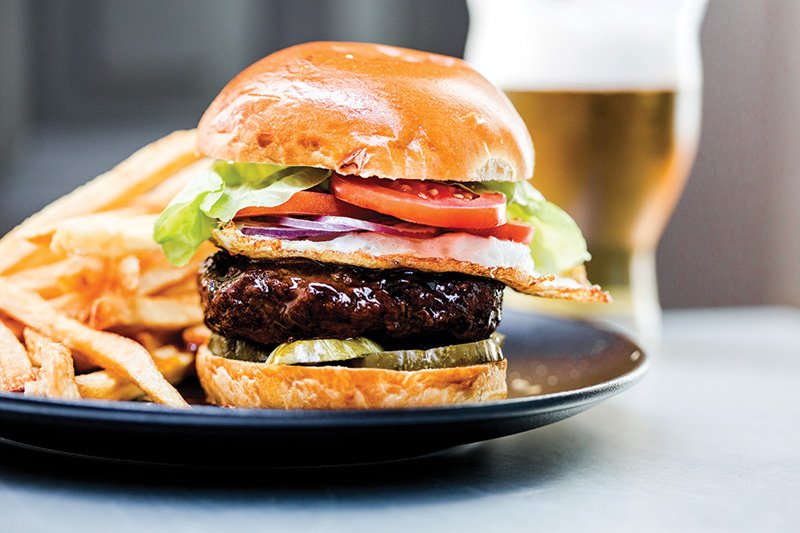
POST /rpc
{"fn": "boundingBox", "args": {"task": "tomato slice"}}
[462,220,535,244]
[330,175,507,229]
[234,191,376,219]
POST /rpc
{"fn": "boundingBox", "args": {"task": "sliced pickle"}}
[208,333,273,362]
[349,334,505,371]
[265,337,384,365]
[209,332,504,371]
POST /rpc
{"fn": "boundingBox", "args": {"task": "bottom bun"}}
[196,345,508,409]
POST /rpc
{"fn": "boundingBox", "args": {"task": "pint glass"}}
[466,0,708,345]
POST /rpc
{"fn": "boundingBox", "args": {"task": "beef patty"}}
[199,252,504,348]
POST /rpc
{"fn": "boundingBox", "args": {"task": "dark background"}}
[1,0,798,309]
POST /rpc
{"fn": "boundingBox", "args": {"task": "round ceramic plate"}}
[0,311,646,467]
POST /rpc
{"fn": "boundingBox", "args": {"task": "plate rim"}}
[0,345,648,429]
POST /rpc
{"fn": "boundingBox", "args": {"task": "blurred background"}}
[0,0,798,310]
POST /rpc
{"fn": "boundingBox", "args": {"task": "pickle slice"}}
[349,334,504,371]
[209,332,504,371]
[265,337,384,365]
[208,333,273,362]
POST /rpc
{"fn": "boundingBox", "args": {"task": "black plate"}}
[0,311,646,467]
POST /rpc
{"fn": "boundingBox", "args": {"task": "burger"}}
[154,42,607,409]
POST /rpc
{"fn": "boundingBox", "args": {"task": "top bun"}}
[197,42,533,182]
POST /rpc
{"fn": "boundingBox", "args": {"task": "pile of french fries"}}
[0,131,214,408]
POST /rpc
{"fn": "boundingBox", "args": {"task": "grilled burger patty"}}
[199,252,504,348]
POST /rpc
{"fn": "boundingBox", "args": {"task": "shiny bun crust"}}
[197,41,534,182]
[196,345,508,409]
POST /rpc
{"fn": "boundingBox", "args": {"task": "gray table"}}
[1,307,798,532]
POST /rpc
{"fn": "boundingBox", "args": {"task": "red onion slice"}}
[270,216,354,232]
[311,216,440,238]
[239,225,344,240]
[239,215,440,241]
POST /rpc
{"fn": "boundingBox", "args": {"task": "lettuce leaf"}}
[476,181,590,275]
[153,160,588,274]
[153,161,330,265]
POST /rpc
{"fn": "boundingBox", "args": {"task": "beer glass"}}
[465,0,707,346]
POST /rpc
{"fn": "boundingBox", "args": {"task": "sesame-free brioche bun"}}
[197,41,534,183]
[196,345,508,409]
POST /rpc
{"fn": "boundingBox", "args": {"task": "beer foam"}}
[465,0,706,90]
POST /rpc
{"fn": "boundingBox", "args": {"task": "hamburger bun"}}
[196,345,508,409]
[197,41,533,183]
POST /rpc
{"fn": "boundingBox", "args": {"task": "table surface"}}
[1,307,798,532]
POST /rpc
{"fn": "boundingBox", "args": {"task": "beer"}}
[504,89,701,333]
[464,0,708,343]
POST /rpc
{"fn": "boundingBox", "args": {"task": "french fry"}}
[22,328,50,366]
[0,130,199,274]
[116,255,141,293]
[134,296,203,329]
[6,257,80,295]
[90,294,203,331]
[55,257,108,295]
[183,325,212,348]
[1,246,71,277]
[1,314,25,339]
[134,331,166,353]
[47,293,94,323]
[153,346,194,384]
[138,263,195,295]
[75,371,142,402]
[50,214,160,257]
[23,333,80,400]
[0,320,34,392]
[139,241,211,296]
[6,256,106,298]
[77,345,194,401]
[0,241,47,276]
[0,130,211,406]
[88,297,126,330]
[155,278,198,297]
[0,278,188,408]
[18,207,148,245]
[25,327,96,373]
[132,333,195,382]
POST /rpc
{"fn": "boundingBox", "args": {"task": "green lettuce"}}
[476,181,590,275]
[153,160,589,274]
[153,161,330,265]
